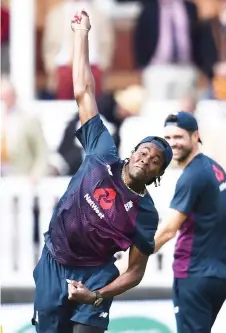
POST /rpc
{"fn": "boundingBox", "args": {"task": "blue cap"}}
[164,111,202,143]
[135,136,173,170]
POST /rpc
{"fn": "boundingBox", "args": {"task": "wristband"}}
[93,290,104,307]
[71,23,90,32]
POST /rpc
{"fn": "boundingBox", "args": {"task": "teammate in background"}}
[32,10,172,333]
[154,111,226,333]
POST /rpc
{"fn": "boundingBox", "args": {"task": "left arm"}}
[154,208,187,253]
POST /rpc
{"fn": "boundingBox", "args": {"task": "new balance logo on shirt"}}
[124,200,133,212]
[106,164,113,176]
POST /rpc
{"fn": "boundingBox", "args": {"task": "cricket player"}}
[32,10,173,333]
[155,111,226,333]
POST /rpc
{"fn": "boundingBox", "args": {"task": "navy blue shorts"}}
[32,246,119,333]
[173,277,226,333]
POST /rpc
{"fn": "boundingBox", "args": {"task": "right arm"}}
[67,202,158,302]
[97,245,148,299]
[68,245,149,303]
[72,11,98,125]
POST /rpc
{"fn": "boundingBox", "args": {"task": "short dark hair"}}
[165,114,194,138]
[165,114,178,123]
[164,111,202,143]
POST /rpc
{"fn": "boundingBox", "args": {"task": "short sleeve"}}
[133,197,159,256]
[75,115,117,157]
[170,171,205,215]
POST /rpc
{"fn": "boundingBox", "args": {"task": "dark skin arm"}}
[67,245,149,303]
[72,10,98,126]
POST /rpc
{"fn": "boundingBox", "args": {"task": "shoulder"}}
[207,156,226,182]
[180,154,209,183]
[76,113,100,131]
[133,192,159,256]
[138,193,159,220]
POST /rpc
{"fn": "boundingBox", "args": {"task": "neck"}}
[123,164,146,195]
[178,147,200,169]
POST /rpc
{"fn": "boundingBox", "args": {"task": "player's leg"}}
[172,278,184,333]
[73,323,104,333]
[32,246,74,333]
[172,277,213,333]
[70,259,119,332]
[210,278,226,327]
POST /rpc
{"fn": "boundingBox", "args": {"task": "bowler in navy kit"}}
[154,111,226,333]
[32,10,172,333]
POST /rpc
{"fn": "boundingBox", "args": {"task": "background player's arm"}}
[72,11,98,125]
[154,171,204,253]
[154,209,186,253]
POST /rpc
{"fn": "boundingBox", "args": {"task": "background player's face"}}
[164,126,195,162]
[128,142,165,183]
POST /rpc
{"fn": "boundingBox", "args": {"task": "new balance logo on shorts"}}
[99,312,108,318]
[174,306,179,314]
[35,310,39,323]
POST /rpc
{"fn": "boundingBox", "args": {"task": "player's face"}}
[164,126,193,162]
[128,142,165,183]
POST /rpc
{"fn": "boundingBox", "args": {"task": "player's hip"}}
[173,256,226,279]
[33,245,120,295]
[32,246,119,330]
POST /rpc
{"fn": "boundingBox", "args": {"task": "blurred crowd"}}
[1,0,226,182]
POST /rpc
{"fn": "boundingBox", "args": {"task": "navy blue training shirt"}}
[170,153,226,278]
[45,115,159,267]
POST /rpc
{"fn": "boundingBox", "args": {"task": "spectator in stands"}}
[48,85,145,176]
[210,0,226,99]
[1,4,10,74]
[179,93,197,115]
[0,77,48,183]
[117,0,217,100]
[42,0,114,100]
